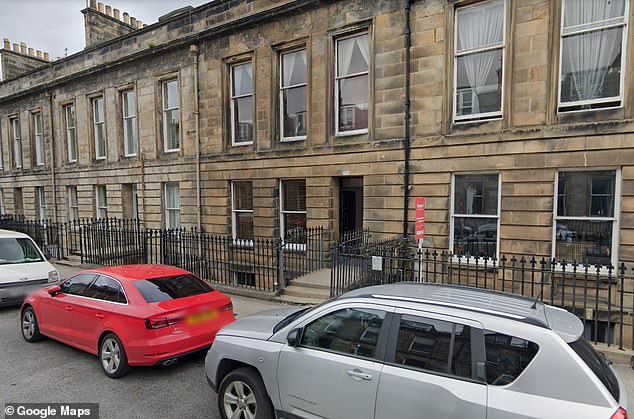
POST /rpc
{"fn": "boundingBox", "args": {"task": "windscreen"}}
[0,238,44,264]
[133,274,213,303]
[569,338,620,401]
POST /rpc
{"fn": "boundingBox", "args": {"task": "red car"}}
[20,264,235,378]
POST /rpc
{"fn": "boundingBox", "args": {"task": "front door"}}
[277,306,388,419]
[339,177,363,236]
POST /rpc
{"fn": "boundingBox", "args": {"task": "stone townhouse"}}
[0,0,632,273]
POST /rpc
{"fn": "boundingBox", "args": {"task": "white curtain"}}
[456,0,504,114]
[564,0,625,102]
[233,63,252,96]
[283,50,306,87]
[466,185,476,215]
[166,184,180,208]
[338,34,368,76]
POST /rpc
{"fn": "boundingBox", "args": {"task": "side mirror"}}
[287,327,303,348]
[47,285,61,296]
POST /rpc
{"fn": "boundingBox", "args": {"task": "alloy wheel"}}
[101,338,121,374]
[223,380,257,419]
[22,311,35,339]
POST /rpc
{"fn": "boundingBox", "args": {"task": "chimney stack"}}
[28,47,34,56]
[89,0,97,8]
[3,38,9,49]
[130,17,137,27]
[123,12,130,24]
[97,2,104,13]
[12,43,19,52]
[43,52,50,61]
[20,42,27,54]
[113,8,120,19]
[36,50,43,59]
[105,5,111,16]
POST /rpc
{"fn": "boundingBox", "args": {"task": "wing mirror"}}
[287,327,303,347]
[47,285,61,296]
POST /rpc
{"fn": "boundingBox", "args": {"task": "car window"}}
[84,275,127,304]
[569,337,619,401]
[484,330,539,386]
[59,274,97,296]
[133,274,213,303]
[300,307,386,358]
[0,237,44,264]
[393,315,472,379]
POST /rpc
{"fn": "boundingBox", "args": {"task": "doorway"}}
[339,177,363,236]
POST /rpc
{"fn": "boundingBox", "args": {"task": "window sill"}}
[232,141,254,147]
[164,149,180,154]
[281,136,307,143]
[336,129,368,137]
[453,113,502,124]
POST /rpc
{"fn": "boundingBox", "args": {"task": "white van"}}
[0,229,59,306]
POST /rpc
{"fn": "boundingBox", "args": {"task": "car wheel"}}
[99,333,131,378]
[21,307,43,342]
[218,367,274,419]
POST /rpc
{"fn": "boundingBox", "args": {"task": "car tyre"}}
[218,367,274,419]
[21,307,43,342]
[99,333,131,378]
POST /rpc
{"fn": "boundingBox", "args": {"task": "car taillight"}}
[145,316,181,329]
[611,407,627,419]
[221,301,233,312]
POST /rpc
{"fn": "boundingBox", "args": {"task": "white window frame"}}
[557,0,629,112]
[92,97,106,160]
[449,173,501,262]
[231,181,254,245]
[162,79,180,153]
[32,112,44,166]
[10,117,21,169]
[280,49,308,142]
[68,186,79,221]
[36,186,47,222]
[0,189,5,215]
[230,62,254,146]
[453,0,506,123]
[552,169,620,271]
[335,32,370,137]
[95,185,108,219]
[279,179,307,251]
[164,183,181,229]
[122,90,137,157]
[64,104,77,163]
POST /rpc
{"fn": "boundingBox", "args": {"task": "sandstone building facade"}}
[0,0,633,270]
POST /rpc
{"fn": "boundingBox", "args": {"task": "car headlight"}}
[48,270,60,283]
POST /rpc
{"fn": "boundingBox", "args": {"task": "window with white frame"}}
[280,179,307,245]
[0,189,5,215]
[335,33,369,135]
[92,97,106,160]
[230,62,254,145]
[122,90,137,157]
[559,0,628,112]
[95,185,107,219]
[232,181,254,241]
[164,183,180,229]
[64,104,77,162]
[32,112,44,166]
[454,0,505,121]
[68,186,79,221]
[10,117,21,169]
[36,186,46,222]
[451,174,499,258]
[280,49,307,141]
[555,171,618,266]
[162,80,180,152]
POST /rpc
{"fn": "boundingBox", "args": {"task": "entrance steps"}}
[277,268,331,305]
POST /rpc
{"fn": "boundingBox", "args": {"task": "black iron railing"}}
[0,215,325,293]
[331,235,634,350]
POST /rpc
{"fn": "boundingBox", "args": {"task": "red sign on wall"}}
[415,197,426,240]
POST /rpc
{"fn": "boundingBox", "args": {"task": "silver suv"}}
[205,283,628,419]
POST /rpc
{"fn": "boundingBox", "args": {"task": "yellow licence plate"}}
[186,311,218,325]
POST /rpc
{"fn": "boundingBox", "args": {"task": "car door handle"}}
[95,313,104,319]
[346,369,372,381]
[64,306,73,311]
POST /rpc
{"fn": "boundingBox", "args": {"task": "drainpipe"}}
[402,0,412,239]
[46,92,58,223]
[190,44,202,231]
